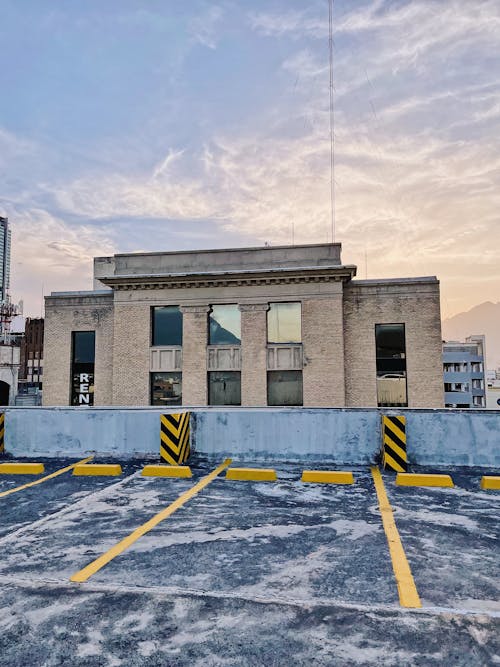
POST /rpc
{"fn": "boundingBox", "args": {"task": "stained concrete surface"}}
[0,457,498,666]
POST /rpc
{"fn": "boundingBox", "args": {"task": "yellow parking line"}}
[371,466,421,609]
[70,458,232,583]
[0,456,94,499]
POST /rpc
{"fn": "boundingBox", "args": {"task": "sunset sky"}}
[1,0,499,319]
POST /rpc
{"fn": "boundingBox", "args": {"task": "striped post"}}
[381,415,408,472]
[160,413,191,465]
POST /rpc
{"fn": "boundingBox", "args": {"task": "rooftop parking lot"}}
[0,456,498,666]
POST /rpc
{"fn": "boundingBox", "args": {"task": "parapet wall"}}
[3,407,499,468]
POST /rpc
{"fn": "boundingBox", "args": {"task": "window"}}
[71,331,95,406]
[267,370,303,406]
[151,372,182,406]
[375,324,407,407]
[209,305,241,345]
[267,302,301,343]
[208,371,241,405]
[152,306,182,346]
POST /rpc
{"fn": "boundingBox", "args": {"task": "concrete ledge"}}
[301,470,354,484]
[480,476,500,490]
[73,464,122,477]
[396,473,454,488]
[141,465,192,478]
[0,463,45,475]
[226,468,277,482]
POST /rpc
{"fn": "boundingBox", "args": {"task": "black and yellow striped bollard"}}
[160,413,191,465]
[381,415,408,472]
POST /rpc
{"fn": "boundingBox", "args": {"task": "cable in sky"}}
[328,0,335,244]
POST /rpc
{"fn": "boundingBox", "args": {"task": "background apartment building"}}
[43,243,444,409]
[443,335,486,408]
[0,216,11,304]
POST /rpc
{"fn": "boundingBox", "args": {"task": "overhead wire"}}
[328,0,335,243]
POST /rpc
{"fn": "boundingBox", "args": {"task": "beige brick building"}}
[43,243,444,408]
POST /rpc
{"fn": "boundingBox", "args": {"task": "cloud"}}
[6,206,116,313]
[188,4,224,49]
[152,148,186,180]
[3,2,500,321]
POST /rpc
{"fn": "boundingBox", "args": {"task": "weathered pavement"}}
[0,458,498,666]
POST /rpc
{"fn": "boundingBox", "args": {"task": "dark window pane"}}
[152,307,183,346]
[209,305,241,345]
[267,370,303,406]
[73,331,95,364]
[151,372,182,406]
[71,332,95,406]
[208,371,241,406]
[375,324,407,407]
[268,303,301,343]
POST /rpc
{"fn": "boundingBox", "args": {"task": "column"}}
[112,303,150,405]
[180,305,210,406]
[239,303,269,406]
[302,293,346,407]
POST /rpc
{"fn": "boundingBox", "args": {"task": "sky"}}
[1,0,499,320]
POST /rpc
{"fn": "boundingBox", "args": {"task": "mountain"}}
[442,302,500,369]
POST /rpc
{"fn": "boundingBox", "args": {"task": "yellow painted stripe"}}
[70,458,232,583]
[301,470,354,484]
[396,473,454,488]
[480,476,500,490]
[73,464,122,477]
[225,468,277,482]
[384,419,406,444]
[383,438,407,463]
[141,465,192,478]
[383,452,405,473]
[0,456,94,499]
[159,447,179,466]
[0,463,45,475]
[371,466,421,609]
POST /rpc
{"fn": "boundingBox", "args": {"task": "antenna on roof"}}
[328,0,335,244]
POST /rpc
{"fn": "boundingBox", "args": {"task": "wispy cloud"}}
[2,1,499,319]
[188,4,225,49]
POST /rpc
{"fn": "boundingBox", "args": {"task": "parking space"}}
[0,456,498,665]
[384,468,500,611]
[0,458,143,539]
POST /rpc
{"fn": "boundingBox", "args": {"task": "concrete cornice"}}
[99,265,357,292]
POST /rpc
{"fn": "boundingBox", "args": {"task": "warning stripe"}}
[383,451,406,473]
[385,417,406,444]
[160,413,190,465]
[382,415,407,472]
[384,436,407,463]
[0,413,4,455]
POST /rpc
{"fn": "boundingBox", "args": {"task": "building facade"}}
[443,335,486,408]
[43,244,444,408]
[18,317,44,403]
[0,216,12,303]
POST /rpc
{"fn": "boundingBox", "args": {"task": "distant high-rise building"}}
[443,335,487,408]
[0,217,12,303]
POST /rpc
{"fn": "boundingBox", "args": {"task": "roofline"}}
[97,264,357,283]
[94,241,342,261]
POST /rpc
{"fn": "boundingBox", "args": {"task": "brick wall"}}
[180,305,209,405]
[43,295,114,406]
[240,304,269,406]
[112,302,150,405]
[302,294,345,406]
[343,280,444,408]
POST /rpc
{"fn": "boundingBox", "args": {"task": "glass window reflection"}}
[152,306,183,346]
[267,302,301,344]
[151,372,182,406]
[208,371,241,405]
[209,305,241,345]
